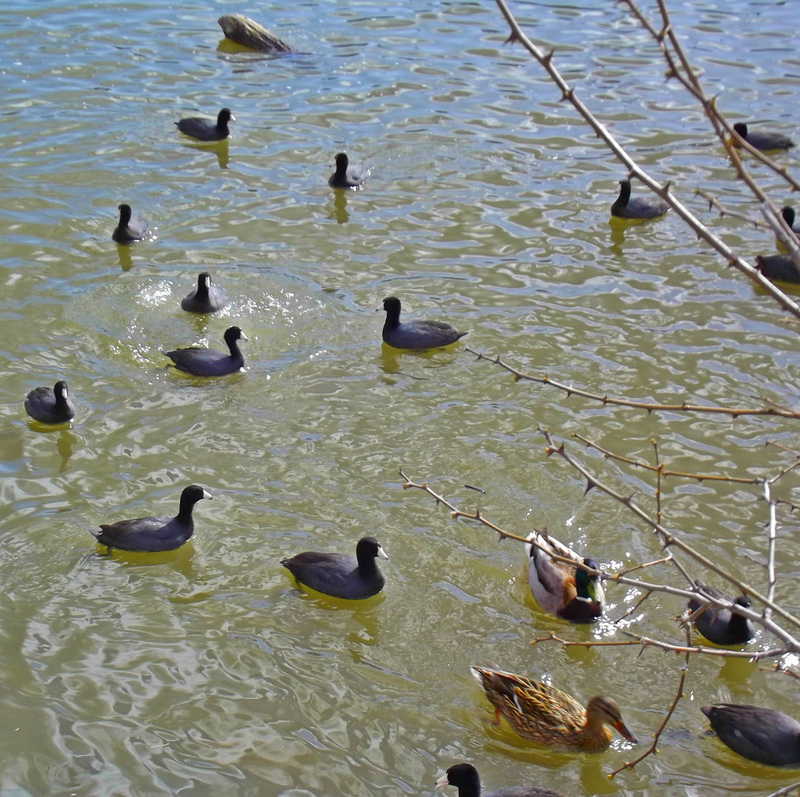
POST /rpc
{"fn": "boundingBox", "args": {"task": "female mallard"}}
[470,666,637,752]
[525,530,604,622]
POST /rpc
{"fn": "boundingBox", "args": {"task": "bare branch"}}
[466,348,800,420]
[612,624,692,777]
[493,0,800,319]
[573,432,762,485]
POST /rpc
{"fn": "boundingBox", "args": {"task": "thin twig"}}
[466,348,800,420]
[764,782,800,797]
[573,433,762,485]
[530,631,788,661]
[611,625,692,777]
[693,188,770,230]
[399,468,800,650]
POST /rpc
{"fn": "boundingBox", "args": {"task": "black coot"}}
[381,296,467,350]
[281,536,388,599]
[176,108,234,141]
[92,484,212,552]
[163,326,247,376]
[181,272,228,314]
[24,381,76,424]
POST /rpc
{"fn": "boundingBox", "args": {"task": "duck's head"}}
[586,696,637,743]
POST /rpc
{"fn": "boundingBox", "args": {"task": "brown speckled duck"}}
[470,666,637,752]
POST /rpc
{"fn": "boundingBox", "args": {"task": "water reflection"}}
[607,215,654,255]
[180,138,230,170]
[86,539,201,580]
[330,190,350,224]
[55,429,77,472]
[116,243,134,271]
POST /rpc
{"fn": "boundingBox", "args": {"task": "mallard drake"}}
[687,581,756,646]
[470,667,637,752]
[610,179,668,220]
[435,762,563,797]
[702,704,800,766]
[525,530,604,622]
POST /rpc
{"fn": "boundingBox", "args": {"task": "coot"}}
[281,536,388,599]
[381,296,467,350]
[92,484,212,552]
[163,326,246,376]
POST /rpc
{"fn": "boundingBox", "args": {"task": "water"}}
[2,0,800,794]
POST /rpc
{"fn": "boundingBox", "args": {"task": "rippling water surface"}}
[2,0,800,794]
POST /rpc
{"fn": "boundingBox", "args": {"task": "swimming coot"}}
[181,272,228,314]
[610,179,669,220]
[687,582,756,646]
[281,536,388,599]
[175,108,235,141]
[163,326,247,376]
[702,704,800,766]
[24,381,76,425]
[435,763,563,797]
[92,484,212,552]
[733,123,794,152]
[381,296,467,350]
[782,207,800,234]
[112,203,149,244]
[328,152,367,189]
[755,254,800,283]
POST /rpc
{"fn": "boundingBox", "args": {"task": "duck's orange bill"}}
[615,721,638,744]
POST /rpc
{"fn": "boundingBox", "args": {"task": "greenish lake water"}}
[2,0,800,794]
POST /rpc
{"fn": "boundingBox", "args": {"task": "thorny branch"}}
[493,0,800,319]
[465,347,800,420]
[399,465,800,649]
[610,625,691,778]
